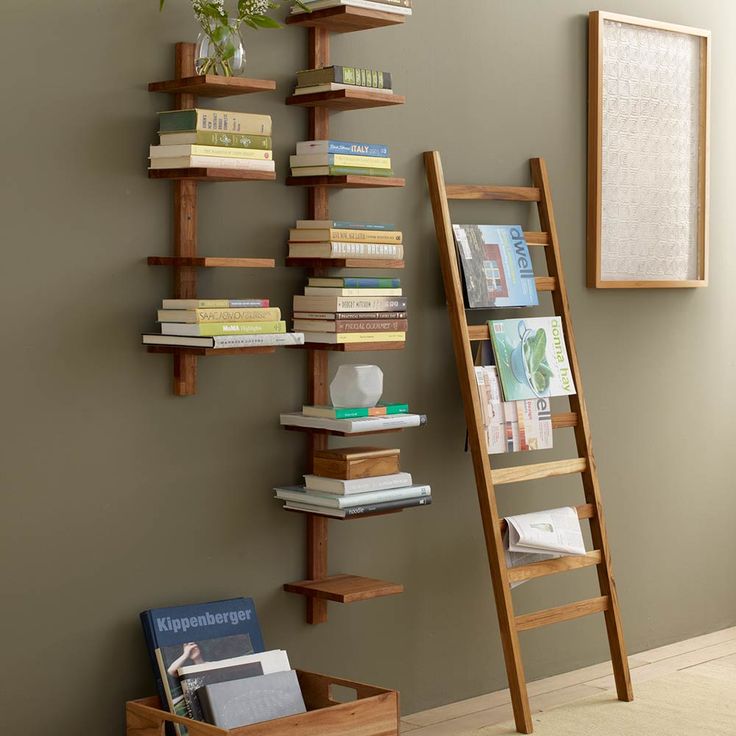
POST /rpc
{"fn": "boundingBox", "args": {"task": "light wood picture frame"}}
[587,11,710,288]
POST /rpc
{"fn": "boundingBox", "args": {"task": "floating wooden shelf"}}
[285,6,406,33]
[284,574,404,603]
[149,168,276,182]
[148,256,275,268]
[284,425,404,438]
[286,175,405,188]
[285,507,404,521]
[286,89,405,110]
[293,341,406,352]
[147,345,276,357]
[285,257,404,269]
[148,75,276,97]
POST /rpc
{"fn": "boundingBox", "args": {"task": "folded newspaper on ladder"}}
[504,506,586,587]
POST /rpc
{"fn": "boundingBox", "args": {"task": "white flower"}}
[239,0,270,15]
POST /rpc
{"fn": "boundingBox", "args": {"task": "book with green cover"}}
[489,317,576,401]
[302,402,408,419]
[158,131,272,150]
[296,65,392,89]
[161,321,286,337]
[290,165,394,177]
[158,109,272,135]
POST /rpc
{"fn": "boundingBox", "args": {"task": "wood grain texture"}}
[148,256,275,268]
[149,168,277,182]
[284,574,404,603]
[424,151,533,734]
[126,671,399,736]
[445,185,540,202]
[531,156,633,702]
[147,346,276,357]
[515,596,610,632]
[507,551,603,584]
[285,257,405,270]
[285,5,406,33]
[491,458,587,485]
[286,175,405,188]
[148,74,276,97]
[287,89,405,110]
[313,450,401,480]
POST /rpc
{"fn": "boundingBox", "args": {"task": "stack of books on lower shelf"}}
[280,408,425,433]
[290,139,393,178]
[288,219,404,261]
[275,445,430,519]
[293,64,394,96]
[293,279,407,346]
[148,109,275,173]
[291,0,413,17]
[142,299,305,349]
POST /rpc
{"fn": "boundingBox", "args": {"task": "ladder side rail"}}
[424,151,533,734]
[530,157,633,702]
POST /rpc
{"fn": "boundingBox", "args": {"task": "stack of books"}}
[275,446,431,519]
[292,276,407,346]
[290,139,393,178]
[280,410,426,432]
[141,299,305,349]
[290,0,413,17]
[148,108,275,173]
[288,219,404,261]
[293,64,394,97]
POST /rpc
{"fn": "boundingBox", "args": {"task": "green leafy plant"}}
[522,329,553,394]
[159,0,310,75]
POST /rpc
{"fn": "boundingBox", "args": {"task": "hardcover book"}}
[280,411,425,433]
[295,140,389,157]
[452,225,539,308]
[157,308,281,324]
[158,109,272,135]
[290,154,391,169]
[302,402,408,419]
[289,165,394,177]
[161,299,269,309]
[303,471,413,495]
[308,277,401,288]
[158,131,272,150]
[161,321,286,337]
[302,331,405,344]
[489,317,576,401]
[293,295,407,312]
[274,483,431,508]
[198,671,306,729]
[296,65,393,89]
[284,496,430,519]
[295,220,396,231]
[291,230,403,244]
[142,333,305,349]
[288,242,404,259]
[293,319,408,333]
[140,597,264,735]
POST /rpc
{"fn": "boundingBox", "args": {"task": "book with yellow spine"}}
[161,321,286,337]
[302,331,405,344]
[157,307,281,323]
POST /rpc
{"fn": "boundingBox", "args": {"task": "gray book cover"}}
[198,670,307,729]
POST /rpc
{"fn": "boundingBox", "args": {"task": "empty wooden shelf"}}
[148,75,276,97]
[286,89,405,110]
[285,6,406,33]
[284,574,403,603]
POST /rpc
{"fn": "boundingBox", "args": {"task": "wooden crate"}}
[126,669,399,736]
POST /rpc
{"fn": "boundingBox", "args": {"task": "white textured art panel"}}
[601,19,702,281]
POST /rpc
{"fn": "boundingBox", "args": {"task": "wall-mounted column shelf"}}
[147,42,279,397]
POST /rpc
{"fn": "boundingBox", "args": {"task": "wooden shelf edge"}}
[148,75,277,97]
[147,345,276,356]
[285,175,405,188]
[284,507,404,521]
[289,341,406,352]
[283,574,404,603]
[149,168,276,182]
[285,6,407,33]
[147,256,275,268]
[286,90,405,110]
[285,257,404,269]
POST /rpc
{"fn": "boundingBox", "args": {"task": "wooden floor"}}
[401,626,736,734]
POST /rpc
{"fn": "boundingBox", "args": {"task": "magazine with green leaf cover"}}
[489,317,576,401]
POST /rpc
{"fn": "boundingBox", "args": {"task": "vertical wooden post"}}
[172,43,198,396]
[304,28,331,624]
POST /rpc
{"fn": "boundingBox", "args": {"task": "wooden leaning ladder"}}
[424,152,633,734]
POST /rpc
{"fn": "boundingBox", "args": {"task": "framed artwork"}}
[587,11,710,288]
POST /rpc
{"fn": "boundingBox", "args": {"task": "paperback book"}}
[302,402,408,419]
[158,109,272,135]
[284,496,430,519]
[161,321,286,337]
[295,220,396,231]
[489,317,576,401]
[303,471,412,495]
[274,483,431,508]
[288,242,404,259]
[291,229,403,243]
[296,140,389,157]
[142,333,305,349]
[452,225,539,308]
[290,165,393,177]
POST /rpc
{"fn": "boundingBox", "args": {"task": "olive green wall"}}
[3,0,735,733]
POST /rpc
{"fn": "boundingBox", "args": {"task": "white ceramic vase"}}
[329,365,384,408]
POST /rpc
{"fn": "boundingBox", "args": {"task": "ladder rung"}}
[551,412,579,429]
[508,550,602,584]
[491,457,587,485]
[515,595,609,631]
[446,184,541,202]
[524,231,550,246]
[499,503,595,533]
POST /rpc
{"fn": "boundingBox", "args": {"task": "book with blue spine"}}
[308,277,401,289]
[140,597,264,735]
[452,225,539,308]
[296,140,389,157]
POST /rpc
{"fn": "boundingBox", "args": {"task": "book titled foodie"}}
[489,317,576,401]
[452,225,539,308]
